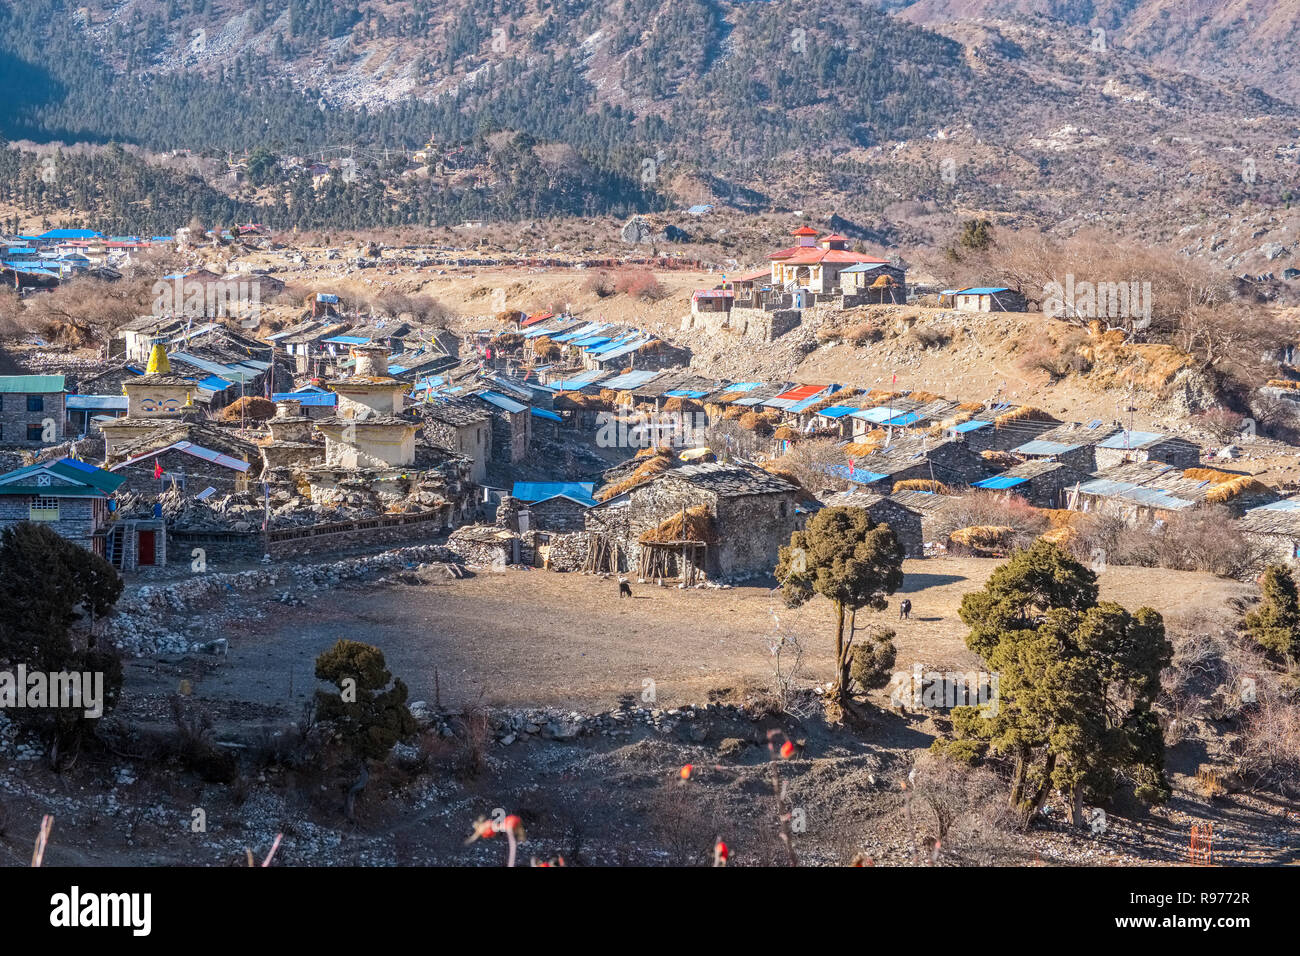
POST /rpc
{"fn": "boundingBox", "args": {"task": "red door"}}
[138,530,156,567]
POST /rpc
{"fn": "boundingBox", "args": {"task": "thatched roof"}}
[639,504,716,545]
[661,396,703,414]
[1205,475,1271,503]
[554,390,612,412]
[994,405,1054,429]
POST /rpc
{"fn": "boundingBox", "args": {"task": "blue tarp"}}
[664,389,709,398]
[972,475,1029,490]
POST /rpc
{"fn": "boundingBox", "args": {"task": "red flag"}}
[848,458,855,472]
[154,460,163,479]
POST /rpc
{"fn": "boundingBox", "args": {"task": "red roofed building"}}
[765,227,897,295]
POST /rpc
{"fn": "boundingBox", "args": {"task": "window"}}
[27,424,44,442]
[27,395,43,412]
[30,496,60,521]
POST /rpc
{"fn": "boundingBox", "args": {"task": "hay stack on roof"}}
[994,405,1054,429]
[1205,475,1271,504]
[639,504,715,545]
[596,451,675,501]
[554,390,612,412]
[661,396,704,414]
[774,425,800,441]
[1182,467,1239,484]
[893,478,951,494]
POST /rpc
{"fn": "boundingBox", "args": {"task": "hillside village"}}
[2,215,1300,873]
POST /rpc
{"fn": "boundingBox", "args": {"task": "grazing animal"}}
[899,598,912,620]
[619,578,633,598]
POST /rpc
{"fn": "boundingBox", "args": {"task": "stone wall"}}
[0,390,64,446]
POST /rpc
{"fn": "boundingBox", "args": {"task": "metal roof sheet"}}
[66,395,129,411]
[530,407,563,422]
[949,419,991,433]
[477,390,528,414]
[972,475,1029,490]
[1014,439,1082,456]
[601,370,661,390]
[1097,430,1167,450]
[511,482,597,508]
[816,405,859,419]
[0,374,65,393]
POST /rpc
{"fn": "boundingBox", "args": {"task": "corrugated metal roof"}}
[593,337,653,362]
[1252,499,1300,512]
[602,370,661,390]
[973,475,1029,490]
[477,390,528,414]
[511,482,597,508]
[883,411,924,427]
[66,395,129,411]
[774,384,828,403]
[0,458,124,496]
[957,287,1011,295]
[550,369,609,390]
[1014,439,1082,456]
[0,374,65,393]
[271,392,335,406]
[816,405,859,419]
[826,464,888,485]
[665,389,709,398]
[1097,430,1167,450]
[851,406,900,424]
[530,407,563,422]
[949,420,991,433]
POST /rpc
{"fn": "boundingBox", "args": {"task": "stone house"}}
[504,482,598,533]
[0,457,123,557]
[1239,499,1300,565]
[971,459,1082,509]
[588,460,803,580]
[0,374,65,446]
[414,397,493,484]
[110,437,253,497]
[839,436,991,493]
[1092,430,1201,470]
[473,390,532,465]
[949,287,1027,313]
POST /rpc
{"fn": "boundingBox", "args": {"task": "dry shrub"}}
[765,438,848,493]
[948,525,1016,555]
[905,752,1015,864]
[613,268,665,302]
[582,270,616,298]
[903,325,951,350]
[1066,506,1267,579]
[933,491,1049,547]
[1192,407,1247,442]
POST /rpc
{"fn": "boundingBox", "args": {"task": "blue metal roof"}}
[323,335,370,345]
[198,375,236,392]
[272,392,336,406]
[1014,439,1081,456]
[722,382,764,392]
[883,411,924,427]
[511,482,598,508]
[972,475,1029,490]
[665,389,709,399]
[957,287,1011,295]
[1097,430,1166,450]
[851,406,900,424]
[551,369,609,390]
[530,407,563,422]
[36,229,102,240]
[816,405,859,419]
[840,262,889,273]
[949,419,990,433]
[553,323,606,343]
[826,464,888,485]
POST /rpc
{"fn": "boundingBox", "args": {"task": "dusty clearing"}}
[171,556,1251,716]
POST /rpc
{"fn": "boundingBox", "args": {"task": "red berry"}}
[780,741,795,759]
